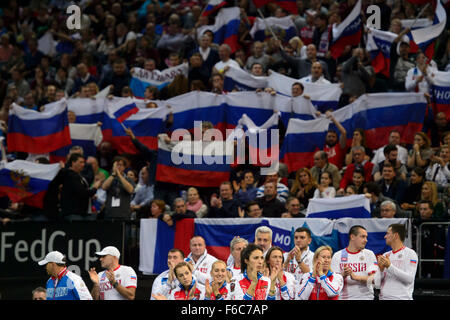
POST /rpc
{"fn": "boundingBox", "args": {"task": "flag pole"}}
[409,2,431,29]
[256,8,285,50]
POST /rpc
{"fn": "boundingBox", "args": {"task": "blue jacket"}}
[46,267,93,300]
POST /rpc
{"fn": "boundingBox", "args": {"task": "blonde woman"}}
[417,181,445,218]
[295,246,343,300]
[204,260,231,300]
[186,187,208,218]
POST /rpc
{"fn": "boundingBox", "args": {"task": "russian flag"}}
[106,97,139,123]
[67,98,106,124]
[225,91,292,130]
[407,0,447,60]
[129,63,189,98]
[329,0,362,59]
[155,139,233,188]
[213,7,241,53]
[252,0,298,14]
[366,28,398,78]
[430,70,450,120]
[0,160,61,208]
[167,91,228,133]
[330,93,427,150]
[139,217,410,274]
[334,217,411,256]
[235,112,280,166]
[267,70,342,112]
[249,16,297,43]
[49,123,103,163]
[202,0,227,16]
[280,117,330,173]
[103,101,168,154]
[306,195,371,219]
[7,99,71,154]
[223,66,268,92]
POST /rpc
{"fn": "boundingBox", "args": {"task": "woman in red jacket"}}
[295,245,343,300]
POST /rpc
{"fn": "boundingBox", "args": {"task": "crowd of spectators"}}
[0,1,448,236]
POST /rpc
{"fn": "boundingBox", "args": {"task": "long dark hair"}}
[240,243,264,274]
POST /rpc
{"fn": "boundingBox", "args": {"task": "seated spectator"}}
[313,171,336,199]
[162,198,196,226]
[371,130,408,165]
[256,171,289,203]
[407,132,434,170]
[348,167,366,194]
[147,199,166,220]
[234,170,259,205]
[338,146,374,194]
[363,182,400,218]
[418,181,445,218]
[425,144,449,189]
[290,168,317,210]
[256,181,285,217]
[244,201,263,218]
[186,187,208,218]
[417,200,436,220]
[372,144,408,182]
[310,151,341,190]
[281,197,305,218]
[377,162,407,204]
[344,185,357,196]
[344,128,372,166]
[401,167,425,212]
[380,200,407,218]
[208,182,241,218]
[429,113,450,149]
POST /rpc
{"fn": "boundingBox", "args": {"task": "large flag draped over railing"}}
[7,99,71,154]
[0,160,61,208]
[155,139,233,187]
[306,195,371,219]
[139,217,410,274]
[223,66,268,92]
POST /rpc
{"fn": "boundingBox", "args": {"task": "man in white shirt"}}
[88,246,137,300]
[185,236,218,285]
[405,52,437,93]
[213,44,240,74]
[283,227,314,282]
[331,225,378,300]
[371,130,408,165]
[151,248,185,300]
[373,223,418,300]
[300,61,331,84]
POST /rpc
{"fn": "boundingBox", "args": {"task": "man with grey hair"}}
[212,44,240,74]
[245,41,272,72]
[310,150,341,190]
[254,226,273,257]
[380,200,407,218]
[32,287,47,300]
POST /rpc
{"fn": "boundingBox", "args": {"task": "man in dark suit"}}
[192,34,219,75]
